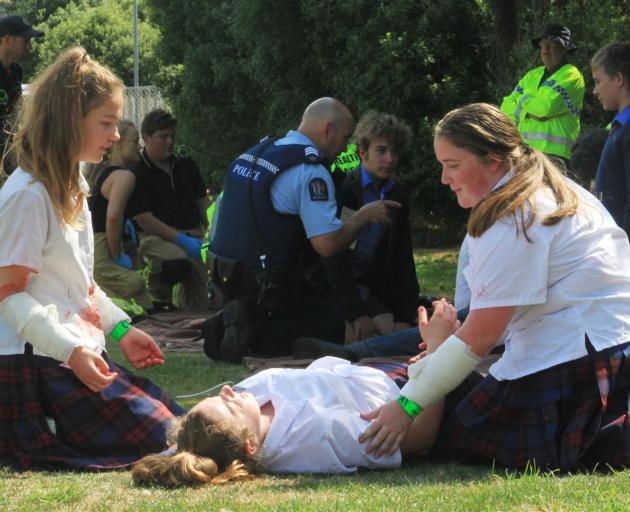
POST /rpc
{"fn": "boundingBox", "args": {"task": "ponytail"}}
[132,411,261,488]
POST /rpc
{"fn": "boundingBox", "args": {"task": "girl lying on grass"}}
[132,317,464,488]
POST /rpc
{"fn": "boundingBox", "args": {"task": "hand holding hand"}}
[113,253,133,270]
[359,400,413,457]
[119,327,165,369]
[68,346,118,392]
[419,299,460,352]
[175,233,202,261]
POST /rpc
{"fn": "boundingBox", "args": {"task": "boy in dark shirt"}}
[592,42,630,238]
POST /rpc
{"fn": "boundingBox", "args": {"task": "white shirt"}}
[235,357,402,474]
[464,176,630,380]
[0,168,127,358]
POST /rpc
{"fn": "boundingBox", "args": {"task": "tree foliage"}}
[147,0,493,243]
[29,0,160,86]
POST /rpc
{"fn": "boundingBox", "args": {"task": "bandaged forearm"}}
[400,335,481,409]
[0,292,83,363]
[94,284,130,333]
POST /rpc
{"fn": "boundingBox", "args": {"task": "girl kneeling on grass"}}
[360,103,630,470]
[131,352,467,487]
[0,47,185,471]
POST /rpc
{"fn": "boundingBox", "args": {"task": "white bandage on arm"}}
[0,292,82,363]
[400,334,481,409]
[94,285,130,333]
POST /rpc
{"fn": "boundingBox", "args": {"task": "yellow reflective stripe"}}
[521,131,573,147]
[110,297,145,316]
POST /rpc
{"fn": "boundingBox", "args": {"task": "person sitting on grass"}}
[360,103,630,471]
[132,327,469,487]
[87,119,154,318]
[0,47,184,471]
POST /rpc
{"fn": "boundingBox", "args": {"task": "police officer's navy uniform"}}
[209,130,345,358]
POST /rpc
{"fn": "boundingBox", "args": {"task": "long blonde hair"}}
[131,410,259,488]
[434,103,578,239]
[11,47,123,225]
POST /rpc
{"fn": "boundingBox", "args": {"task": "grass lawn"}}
[2,248,629,511]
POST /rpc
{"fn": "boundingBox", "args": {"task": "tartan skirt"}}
[432,339,630,470]
[0,347,186,471]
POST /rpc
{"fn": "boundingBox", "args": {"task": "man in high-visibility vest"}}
[500,24,584,162]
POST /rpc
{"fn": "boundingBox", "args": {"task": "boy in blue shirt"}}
[592,42,630,238]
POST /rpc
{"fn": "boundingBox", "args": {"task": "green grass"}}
[414,248,458,299]
[2,248,629,511]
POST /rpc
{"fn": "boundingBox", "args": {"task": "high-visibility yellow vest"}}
[331,143,360,174]
[201,191,223,264]
[500,64,584,159]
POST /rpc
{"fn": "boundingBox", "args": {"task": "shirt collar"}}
[492,169,513,191]
[360,165,393,195]
[285,130,322,155]
[613,103,630,127]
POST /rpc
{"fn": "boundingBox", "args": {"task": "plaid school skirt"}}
[432,339,630,470]
[0,347,186,471]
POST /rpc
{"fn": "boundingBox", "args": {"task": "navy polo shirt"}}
[129,149,207,230]
[594,104,630,237]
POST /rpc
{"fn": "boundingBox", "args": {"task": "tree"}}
[147,0,492,243]
[30,0,160,86]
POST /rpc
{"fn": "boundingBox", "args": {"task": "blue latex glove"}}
[176,233,202,261]
[114,253,134,269]
[123,219,139,247]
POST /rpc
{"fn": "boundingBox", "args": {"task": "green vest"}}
[330,143,360,174]
[201,191,223,264]
[500,64,584,159]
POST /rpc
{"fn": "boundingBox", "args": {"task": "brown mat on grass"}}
[133,311,208,352]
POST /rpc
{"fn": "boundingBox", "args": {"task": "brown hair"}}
[434,103,578,239]
[353,110,412,154]
[131,410,260,488]
[141,108,177,137]
[11,47,123,225]
[591,41,630,85]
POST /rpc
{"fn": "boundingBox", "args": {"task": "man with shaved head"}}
[204,97,399,361]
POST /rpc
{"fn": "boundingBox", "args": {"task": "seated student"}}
[361,103,630,471]
[294,236,472,361]
[132,350,468,486]
[87,119,153,318]
[326,111,419,342]
[591,41,630,238]
[0,47,184,471]
[129,109,210,311]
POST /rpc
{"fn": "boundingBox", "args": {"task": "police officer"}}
[500,24,584,162]
[205,97,399,362]
[0,15,43,176]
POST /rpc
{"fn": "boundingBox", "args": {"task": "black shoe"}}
[292,337,358,362]
[201,310,224,360]
[220,300,254,363]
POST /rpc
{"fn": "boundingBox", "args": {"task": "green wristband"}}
[397,395,422,419]
[109,320,131,343]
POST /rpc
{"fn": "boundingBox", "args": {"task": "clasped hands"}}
[67,327,164,392]
[358,299,460,457]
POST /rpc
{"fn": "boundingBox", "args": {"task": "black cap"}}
[0,15,44,38]
[531,24,576,52]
